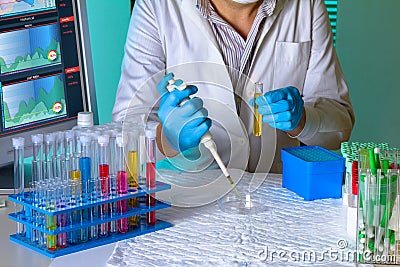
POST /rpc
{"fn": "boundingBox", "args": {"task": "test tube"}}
[54,132,65,182]
[253,82,263,137]
[108,130,118,234]
[46,187,57,251]
[12,137,25,236]
[68,180,79,244]
[80,135,92,201]
[65,130,75,180]
[79,135,91,242]
[31,134,44,188]
[56,184,67,248]
[89,133,99,240]
[138,124,147,224]
[98,135,110,236]
[145,122,158,226]
[127,128,139,228]
[116,134,128,233]
[44,133,56,181]
[31,134,43,242]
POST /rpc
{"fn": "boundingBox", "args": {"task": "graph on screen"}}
[1,74,67,130]
[0,0,56,18]
[0,23,61,76]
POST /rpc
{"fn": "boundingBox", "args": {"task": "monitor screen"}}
[0,0,97,192]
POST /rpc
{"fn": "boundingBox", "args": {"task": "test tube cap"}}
[12,137,25,148]
[31,133,44,143]
[80,135,92,144]
[65,130,75,140]
[98,134,110,145]
[116,134,127,147]
[55,131,65,141]
[254,82,263,93]
[45,133,55,142]
[145,121,159,138]
[77,111,94,127]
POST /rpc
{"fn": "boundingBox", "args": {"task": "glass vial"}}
[253,82,263,137]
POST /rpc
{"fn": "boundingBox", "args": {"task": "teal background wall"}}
[336,0,400,148]
[86,0,131,124]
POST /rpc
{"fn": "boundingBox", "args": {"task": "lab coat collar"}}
[248,0,286,75]
[181,0,221,56]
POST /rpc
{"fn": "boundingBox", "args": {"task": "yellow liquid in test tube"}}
[128,151,138,227]
[46,216,57,250]
[253,92,263,136]
[71,170,82,195]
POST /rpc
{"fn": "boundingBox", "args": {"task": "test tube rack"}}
[356,149,400,265]
[8,182,172,258]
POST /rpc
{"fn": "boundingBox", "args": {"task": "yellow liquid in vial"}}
[71,170,82,195]
[46,215,57,250]
[127,151,138,227]
[253,93,263,136]
[128,151,138,187]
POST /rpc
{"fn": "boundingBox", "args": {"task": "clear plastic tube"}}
[46,187,57,250]
[253,82,263,137]
[56,183,67,248]
[31,134,44,186]
[80,135,92,200]
[107,130,118,234]
[98,135,110,236]
[12,137,25,236]
[145,122,158,226]
[54,132,65,182]
[79,135,91,242]
[127,128,139,228]
[31,134,43,242]
[89,133,100,240]
[44,133,56,181]
[138,124,147,223]
[68,179,79,244]
[116,134,128,233]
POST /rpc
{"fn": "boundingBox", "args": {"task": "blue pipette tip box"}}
[281,146,345,201]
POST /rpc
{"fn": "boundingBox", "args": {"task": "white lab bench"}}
[1,172,377,266]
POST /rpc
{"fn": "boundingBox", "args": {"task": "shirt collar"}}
[196,0,277,18]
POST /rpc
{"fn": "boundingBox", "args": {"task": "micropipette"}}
[166,78,243,201]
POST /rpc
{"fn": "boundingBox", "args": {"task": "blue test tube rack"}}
[8,182,172,258]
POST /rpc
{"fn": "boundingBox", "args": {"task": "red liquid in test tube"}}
[100,164,110,196]
[146,162,156,226]
[117,171,128,233]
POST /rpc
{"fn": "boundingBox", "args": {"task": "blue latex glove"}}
[252,86,304,131]
[157,73,211,152]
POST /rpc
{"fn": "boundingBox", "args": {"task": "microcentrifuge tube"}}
[145,122,158,226]
[253,82,263,137]
[116,134,128,233]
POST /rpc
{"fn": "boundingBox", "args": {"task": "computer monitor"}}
[0,0,98,193]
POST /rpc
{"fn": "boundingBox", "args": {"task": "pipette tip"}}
[226,175,243,202]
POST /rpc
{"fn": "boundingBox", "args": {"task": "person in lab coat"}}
[112,0,355,174]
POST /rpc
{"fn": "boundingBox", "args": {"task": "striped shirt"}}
[196,0,277,111]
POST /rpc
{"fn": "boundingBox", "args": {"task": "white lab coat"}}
[112,0,355,173]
